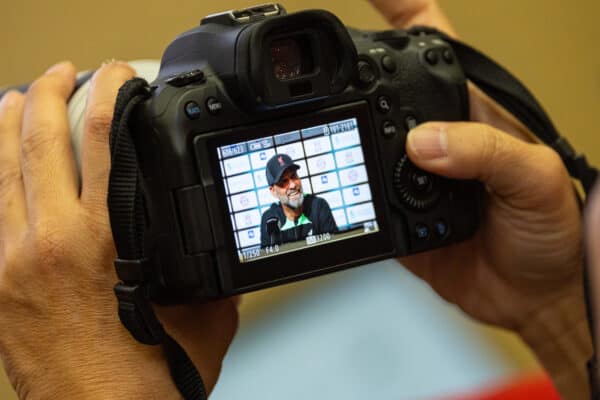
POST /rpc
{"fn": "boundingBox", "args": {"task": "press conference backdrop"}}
[2,1,600,399]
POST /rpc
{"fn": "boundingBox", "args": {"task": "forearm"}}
[519,287,593,399]
[2,337,181,400]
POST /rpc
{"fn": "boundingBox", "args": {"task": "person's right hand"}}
[368,0,584,331]
[368,1,592,398]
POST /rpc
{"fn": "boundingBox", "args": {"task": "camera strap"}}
[108,77,207,400]
[418,27,600,398]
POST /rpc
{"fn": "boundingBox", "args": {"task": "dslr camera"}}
[122,4,481,302]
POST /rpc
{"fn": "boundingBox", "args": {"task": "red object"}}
[445,374,561,400]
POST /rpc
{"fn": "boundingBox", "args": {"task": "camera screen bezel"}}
[195,101,395,293]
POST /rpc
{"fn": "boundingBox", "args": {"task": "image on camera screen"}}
[217,117,380,263]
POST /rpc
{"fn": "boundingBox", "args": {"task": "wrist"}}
[13,341,181,400]
[519,284,593,399]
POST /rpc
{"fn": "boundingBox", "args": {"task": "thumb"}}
[368,0,457,35]
[406,122,570,208]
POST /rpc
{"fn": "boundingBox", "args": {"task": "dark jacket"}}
[260,194,337,247]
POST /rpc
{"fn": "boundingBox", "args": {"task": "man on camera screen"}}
[260,154,338,247]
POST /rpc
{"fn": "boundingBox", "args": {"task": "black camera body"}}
[128,4,481,302]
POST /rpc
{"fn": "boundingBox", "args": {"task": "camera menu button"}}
[206,97,223,115]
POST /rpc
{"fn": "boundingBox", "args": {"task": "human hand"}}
[369,0,584,332]
[368,1,591,398]
[0,61,237,400]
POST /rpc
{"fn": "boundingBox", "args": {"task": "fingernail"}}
[45,61,71,75]
[407,125,448,160]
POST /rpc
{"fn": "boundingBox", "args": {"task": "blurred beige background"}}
[1,0,599,398]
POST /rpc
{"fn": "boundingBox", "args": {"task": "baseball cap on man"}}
[266,154,300,186]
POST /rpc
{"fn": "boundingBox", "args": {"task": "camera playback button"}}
[184,101,202,120]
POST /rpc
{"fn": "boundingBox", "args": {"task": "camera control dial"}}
[393,154,441,210]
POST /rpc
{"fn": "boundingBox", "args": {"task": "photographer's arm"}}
[0,61,238,399]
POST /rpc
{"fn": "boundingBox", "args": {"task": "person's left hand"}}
[0,61,238,400]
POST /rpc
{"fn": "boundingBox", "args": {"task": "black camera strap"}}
[105,30,599,400]
[108,77,207,400]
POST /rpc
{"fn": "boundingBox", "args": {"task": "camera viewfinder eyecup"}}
[237,10,358,108]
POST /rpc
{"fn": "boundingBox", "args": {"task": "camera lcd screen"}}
[216,117,380,263]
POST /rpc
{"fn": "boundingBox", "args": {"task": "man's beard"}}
[279,189,304,210]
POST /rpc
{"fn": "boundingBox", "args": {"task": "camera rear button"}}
[425,49,439,65]
[357,60,376,86]
[184,101,202,120]
[381,55,397,73]
[415,223,430,240]
[206,97,223,115]
[376,96,392,113]
[410,171,432,193]
[442,49,454,64]
[405,115,418,131]
[382,120,398,137]
[434,220,450,239]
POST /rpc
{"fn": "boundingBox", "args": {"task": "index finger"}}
[20,62,78,220]
[368,0,457,35]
